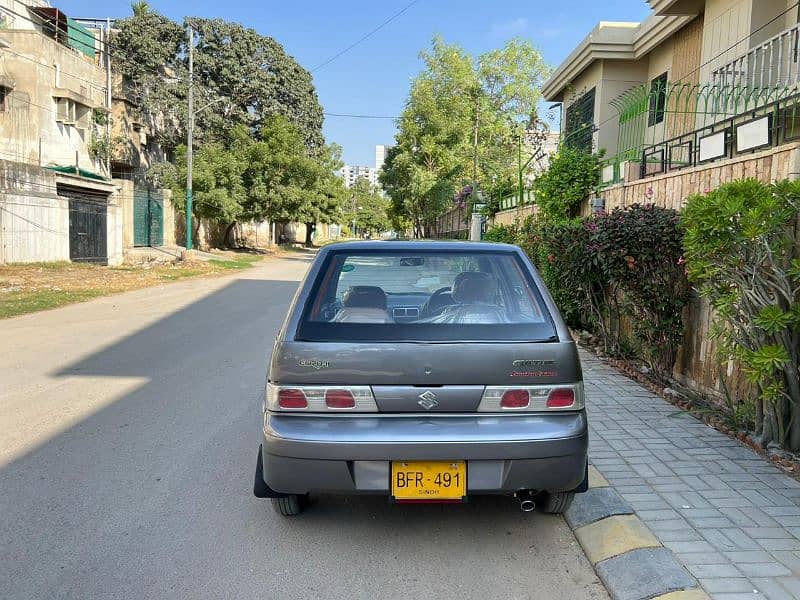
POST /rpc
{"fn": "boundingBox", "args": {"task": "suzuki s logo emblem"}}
[417,390,439,410]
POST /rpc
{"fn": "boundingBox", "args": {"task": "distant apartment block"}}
[340,164,378,189]
[374,144,392,171]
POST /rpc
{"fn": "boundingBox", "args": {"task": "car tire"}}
[271,495,305,516]
[538,491,575,514]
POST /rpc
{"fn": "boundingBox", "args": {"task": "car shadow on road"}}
[0,277,602,599]
[0,279,300,597]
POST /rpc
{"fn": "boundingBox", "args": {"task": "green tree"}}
[683,179,800,450]
[297,143,347,245]
[111,9,323,153]
[166,139,247,244]
[190,18,323,150]
[343,179,391,236]
[381,37,551,235]
[241,116,343,245]
[532,147,601,222]
[110,3,186,150]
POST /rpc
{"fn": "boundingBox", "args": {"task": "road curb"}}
[567,466,710,600]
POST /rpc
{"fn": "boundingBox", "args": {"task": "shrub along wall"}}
[490,145,800,430]
[489,179,800,450]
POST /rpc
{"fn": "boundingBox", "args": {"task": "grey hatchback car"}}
[254,241,588,516]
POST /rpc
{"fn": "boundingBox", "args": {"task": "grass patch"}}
[0,254,266,319]
[207,254,263,270]
[0,289,106,319]
[156,269,207,281]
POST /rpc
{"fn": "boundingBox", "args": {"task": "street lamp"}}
[184,25,227,252]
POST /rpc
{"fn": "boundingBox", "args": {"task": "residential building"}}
[0,1,171,265]
[543,0,800,197]
[529,131,560,177]
[0,0,109,174]
[537,0,800,402]
[340,164,378,189]
[375,144,392,171]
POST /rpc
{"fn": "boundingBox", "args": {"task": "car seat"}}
[333,286,393,323]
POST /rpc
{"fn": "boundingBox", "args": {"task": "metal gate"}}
[59,185,109,265]
[133,188,164,247]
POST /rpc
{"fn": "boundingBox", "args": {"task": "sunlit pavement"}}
[0,257,607,600]
[584,353,800,600]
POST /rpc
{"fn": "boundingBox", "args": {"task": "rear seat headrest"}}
[342,285,387,310]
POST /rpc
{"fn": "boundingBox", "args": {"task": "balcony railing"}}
[713,23,800,90]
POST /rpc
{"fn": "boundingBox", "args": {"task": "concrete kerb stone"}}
[651,591,711,600]
[589,465,610,488]
[566,469,707,600]
[565,486,634,529]
[596,548,698,600]
[575,514,661,565]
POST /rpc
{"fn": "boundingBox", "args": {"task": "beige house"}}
[0,0,109,173]
[543,0,800,192]
[537,0,800,400]
[0,1,173,265]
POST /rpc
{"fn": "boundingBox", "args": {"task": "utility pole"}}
[185,24,194,251]
[518,133,524,206]
[105,19,112,177]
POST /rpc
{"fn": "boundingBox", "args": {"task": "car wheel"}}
[271,495,305,516]
[538,491,575,514]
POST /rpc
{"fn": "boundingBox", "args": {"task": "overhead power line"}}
[311,0,422,72]
[324,112,399,120]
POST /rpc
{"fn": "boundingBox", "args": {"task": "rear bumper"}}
[261,412,588,495]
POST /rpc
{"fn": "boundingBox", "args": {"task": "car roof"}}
[319,240,521,252]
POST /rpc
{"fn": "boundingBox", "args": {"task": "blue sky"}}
[59,0,651,166]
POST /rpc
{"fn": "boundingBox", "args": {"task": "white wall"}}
[107,202,122,266]
[0,193,70,263]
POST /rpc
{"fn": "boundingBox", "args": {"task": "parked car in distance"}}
[254,241,588,516]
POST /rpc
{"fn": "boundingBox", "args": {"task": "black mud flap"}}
[574,461,589,494]
[254,445,290,499]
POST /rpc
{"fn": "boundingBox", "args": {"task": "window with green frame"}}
[564,88,596,153]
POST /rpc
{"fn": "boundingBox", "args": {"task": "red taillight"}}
[501,389,530,409]
[547,388,575,408]
[325,389,356,409]
[278,388,308,409]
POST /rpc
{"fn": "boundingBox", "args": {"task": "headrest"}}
[342,285,387,309]
[451,272,496,304]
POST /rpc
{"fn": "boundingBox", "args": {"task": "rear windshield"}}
[296,249,557,342]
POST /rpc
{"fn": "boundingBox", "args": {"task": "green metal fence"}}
[602,80,800,184]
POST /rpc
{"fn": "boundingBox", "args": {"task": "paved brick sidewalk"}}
[583,350,800,600]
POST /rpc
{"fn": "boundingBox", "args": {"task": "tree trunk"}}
[785,366,800,451]
[304,223,315,247]
[224,222,241,248]
[193,216,201,250]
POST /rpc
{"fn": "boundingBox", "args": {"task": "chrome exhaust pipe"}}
[514,491,536,512]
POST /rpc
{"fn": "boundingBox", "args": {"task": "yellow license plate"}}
[391,461,466,500]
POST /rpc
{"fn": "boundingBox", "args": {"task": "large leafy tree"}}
[241,116,344,245]
[381,37,552,236]
[110,8,323,153]
[190,18,323,150]
[110,2,187,150]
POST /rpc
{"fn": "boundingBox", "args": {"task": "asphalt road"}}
[0,256,608,600]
